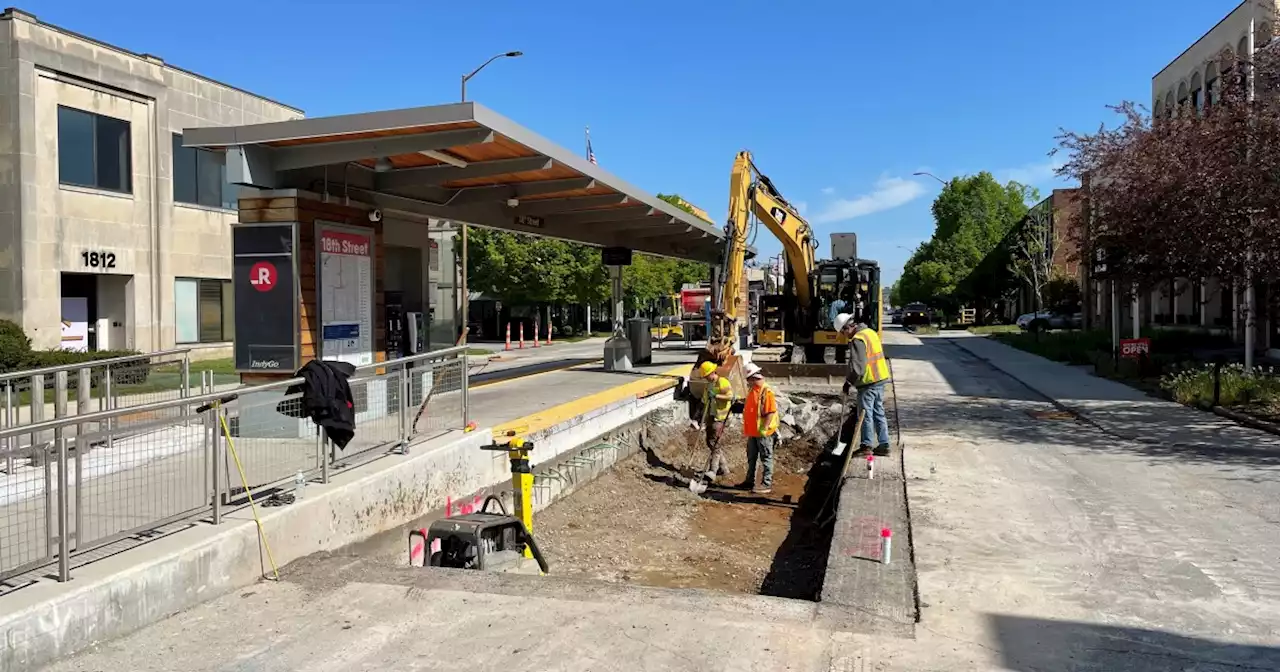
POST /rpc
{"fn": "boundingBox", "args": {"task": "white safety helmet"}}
[743,363,764,380]
[834,312,854,332]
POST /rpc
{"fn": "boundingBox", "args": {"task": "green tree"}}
[467,227,574,304]
[898,172,1037,310]
[466,192,711,316]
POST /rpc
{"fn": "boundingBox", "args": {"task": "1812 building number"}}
[80,251,117,269]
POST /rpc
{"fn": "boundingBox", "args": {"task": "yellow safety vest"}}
[755,384,779,436]
[702,376,732,423]
[854,328,891,386]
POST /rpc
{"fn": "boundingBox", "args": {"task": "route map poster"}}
[316,222,374,368]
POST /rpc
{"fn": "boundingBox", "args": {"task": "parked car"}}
[890,308,903,325]
[1016,309,1082,331]
[901,303,931,328]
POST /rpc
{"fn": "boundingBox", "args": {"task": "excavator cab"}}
[756,294,786,345]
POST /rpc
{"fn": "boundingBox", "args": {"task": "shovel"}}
[687,421,724,495]
[832,394,852,457]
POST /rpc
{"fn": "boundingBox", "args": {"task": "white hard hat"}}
[834,312,853,332]
[744,363,763,379]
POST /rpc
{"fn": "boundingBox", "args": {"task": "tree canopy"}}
[1056,46,1280,292]
[896,172,1038,310]
[466,193,711,312]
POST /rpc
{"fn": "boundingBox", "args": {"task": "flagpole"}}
[585,125,590,159]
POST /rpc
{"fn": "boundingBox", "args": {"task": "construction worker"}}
[835,313,891,456]
[697,361,733,481]
[687,342,729,427]
[739,362,778,495]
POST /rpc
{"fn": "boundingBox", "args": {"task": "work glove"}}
[842,381,852,397]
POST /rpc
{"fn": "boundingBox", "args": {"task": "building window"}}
[175,278,234,343]
[1190,88,1201,111]
[1206,77,1217,106]
[173,134,237,209]
[57,106,132,193]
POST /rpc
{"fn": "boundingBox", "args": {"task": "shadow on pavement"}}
[989,614,1280,671]
[469,358,600,385]
[890,339,1280,473]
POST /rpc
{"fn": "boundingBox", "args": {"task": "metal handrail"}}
[0,346,469,441]
[0,347,193,383]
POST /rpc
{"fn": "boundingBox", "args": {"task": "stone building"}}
[0,8,302,354]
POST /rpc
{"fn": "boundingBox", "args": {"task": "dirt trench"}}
[535,395,846,600]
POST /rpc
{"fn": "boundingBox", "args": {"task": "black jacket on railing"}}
[276,359,356,449]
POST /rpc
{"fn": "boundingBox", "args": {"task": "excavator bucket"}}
[685,352,748,401]
[717,353,748,400]
[755,362,847,392]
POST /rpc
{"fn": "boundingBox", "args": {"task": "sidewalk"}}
[945,334,1280,453]
[465,337,609,373]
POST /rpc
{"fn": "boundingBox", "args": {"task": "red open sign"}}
[1120,338,1151,358]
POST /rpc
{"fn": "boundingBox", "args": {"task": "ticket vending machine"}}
[386,291,407,359]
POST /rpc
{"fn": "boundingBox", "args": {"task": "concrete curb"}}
[949,335,1280,445]
[944,337,1153,443]
[1209,404,1280,435]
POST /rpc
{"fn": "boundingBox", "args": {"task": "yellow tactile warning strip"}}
[492,363,692,438]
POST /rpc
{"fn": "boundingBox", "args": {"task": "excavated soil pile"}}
[537,394,847,600]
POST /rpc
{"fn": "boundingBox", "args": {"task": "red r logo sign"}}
[250,261,276,292]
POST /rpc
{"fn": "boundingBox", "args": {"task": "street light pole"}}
[460,50,523,102]
[912,171,947,186]
[456,50,522,344]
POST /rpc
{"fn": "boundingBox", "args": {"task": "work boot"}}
[873,443,891,457]
[855,445,874,456]
[735,480,754,490]
[752,485,773,495]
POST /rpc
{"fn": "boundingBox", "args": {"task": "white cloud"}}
[811,177,926,224]
[820,187,835,195]
[997,157,1065,186]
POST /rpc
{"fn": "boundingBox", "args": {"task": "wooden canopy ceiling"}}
[183,102,730,263]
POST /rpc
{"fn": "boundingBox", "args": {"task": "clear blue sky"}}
[30,0,1243,287]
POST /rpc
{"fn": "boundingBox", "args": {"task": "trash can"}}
[627,318,652,365]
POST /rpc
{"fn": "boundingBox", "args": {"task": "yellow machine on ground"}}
[715,151,883,364]
[651,294,684,340]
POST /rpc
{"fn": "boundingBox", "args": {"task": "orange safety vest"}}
[747,383,779,437]
[854,327,891,386]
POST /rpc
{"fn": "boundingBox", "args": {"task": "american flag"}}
[586,126,597,165]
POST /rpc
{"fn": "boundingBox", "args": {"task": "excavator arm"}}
[719,151,816,329]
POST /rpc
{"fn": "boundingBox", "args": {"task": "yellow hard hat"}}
[698,361,718,377]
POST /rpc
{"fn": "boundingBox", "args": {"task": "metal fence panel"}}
[218,387,318,505]
[0,346,468,584]
[0,441,55,582]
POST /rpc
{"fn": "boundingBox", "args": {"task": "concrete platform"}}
[39,565,849,672]
[1,347,701,671]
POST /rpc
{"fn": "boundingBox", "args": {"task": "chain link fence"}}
[0,347,468,585]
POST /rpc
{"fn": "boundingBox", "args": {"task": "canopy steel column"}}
[603,265,631,371]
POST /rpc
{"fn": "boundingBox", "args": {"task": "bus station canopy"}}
[183,102,729,263]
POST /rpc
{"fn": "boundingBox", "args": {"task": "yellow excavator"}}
[712,151,882,364]
[690,150,884,404]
